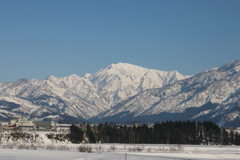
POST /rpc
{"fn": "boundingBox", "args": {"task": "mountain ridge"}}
[92,59,240,127]
[1,60,240,127]
[0,62,189,121]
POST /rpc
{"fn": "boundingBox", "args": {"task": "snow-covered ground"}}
[0,144,240,160]
[0,131,240,160]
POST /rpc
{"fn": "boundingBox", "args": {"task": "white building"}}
[10,117,35,131]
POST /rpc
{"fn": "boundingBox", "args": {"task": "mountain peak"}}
[14,78,29,85]
[108,62,134,68]
[68,74,80,79]
[106,62,148,76]
[17,78,28,82]
[46,75,56,80]
[218,59,240,72]
[83,73,91,78]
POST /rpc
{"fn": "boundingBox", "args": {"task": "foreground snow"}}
[0,131,239,159]
[0,144,239,160]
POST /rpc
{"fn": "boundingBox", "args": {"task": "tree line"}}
[70,120,240,145]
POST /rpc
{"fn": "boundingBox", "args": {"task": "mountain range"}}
[1,60,240,127]
[0,63,189,121]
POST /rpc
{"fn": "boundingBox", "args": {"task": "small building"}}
[18,126,35,131]
[56,124,71,133]
[9,117,35,131]
[2,125,17,131]
[34,121,52,131]
[10,117,19,126]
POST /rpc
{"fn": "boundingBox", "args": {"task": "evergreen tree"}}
[197,121,204,144]
[70,124,84,143]
[223,129,229,145]
[235,132,240,145]
[230,130,234,145]
[87,124,96,143]
[93,120,228,145]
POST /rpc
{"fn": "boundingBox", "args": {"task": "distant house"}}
[2,125,17,131]
[10,117,18,126]
[9,117,35,131]
[56,123,71,133]
[34,121,52,131]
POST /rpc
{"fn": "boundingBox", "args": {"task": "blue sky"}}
[1,0,240,82]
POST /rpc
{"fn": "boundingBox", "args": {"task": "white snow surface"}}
[0,130,240,160]
[0,127,240,160]
[0,142,240,160]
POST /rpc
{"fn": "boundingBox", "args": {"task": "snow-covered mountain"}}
[0,63,189,121]
[89,62,190,107]
[94,60,240,127]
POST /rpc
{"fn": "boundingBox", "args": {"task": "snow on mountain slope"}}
[1,60,240,127]
[0,62,188,120]
[89,62,190,107]
[96,60,240,127]
[1,75,109,119]
[0,94,56,119]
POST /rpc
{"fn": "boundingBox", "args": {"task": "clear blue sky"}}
[1,0,240,82]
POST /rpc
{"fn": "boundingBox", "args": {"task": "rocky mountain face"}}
[93,60,240,127]
[0,63,189,121]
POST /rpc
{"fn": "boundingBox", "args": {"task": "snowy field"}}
[0,131,240,160]
[1,144,240,160]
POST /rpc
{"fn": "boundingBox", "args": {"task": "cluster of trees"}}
[70,124,96,143]
[70,120,240,145]
[69,124,84,143]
